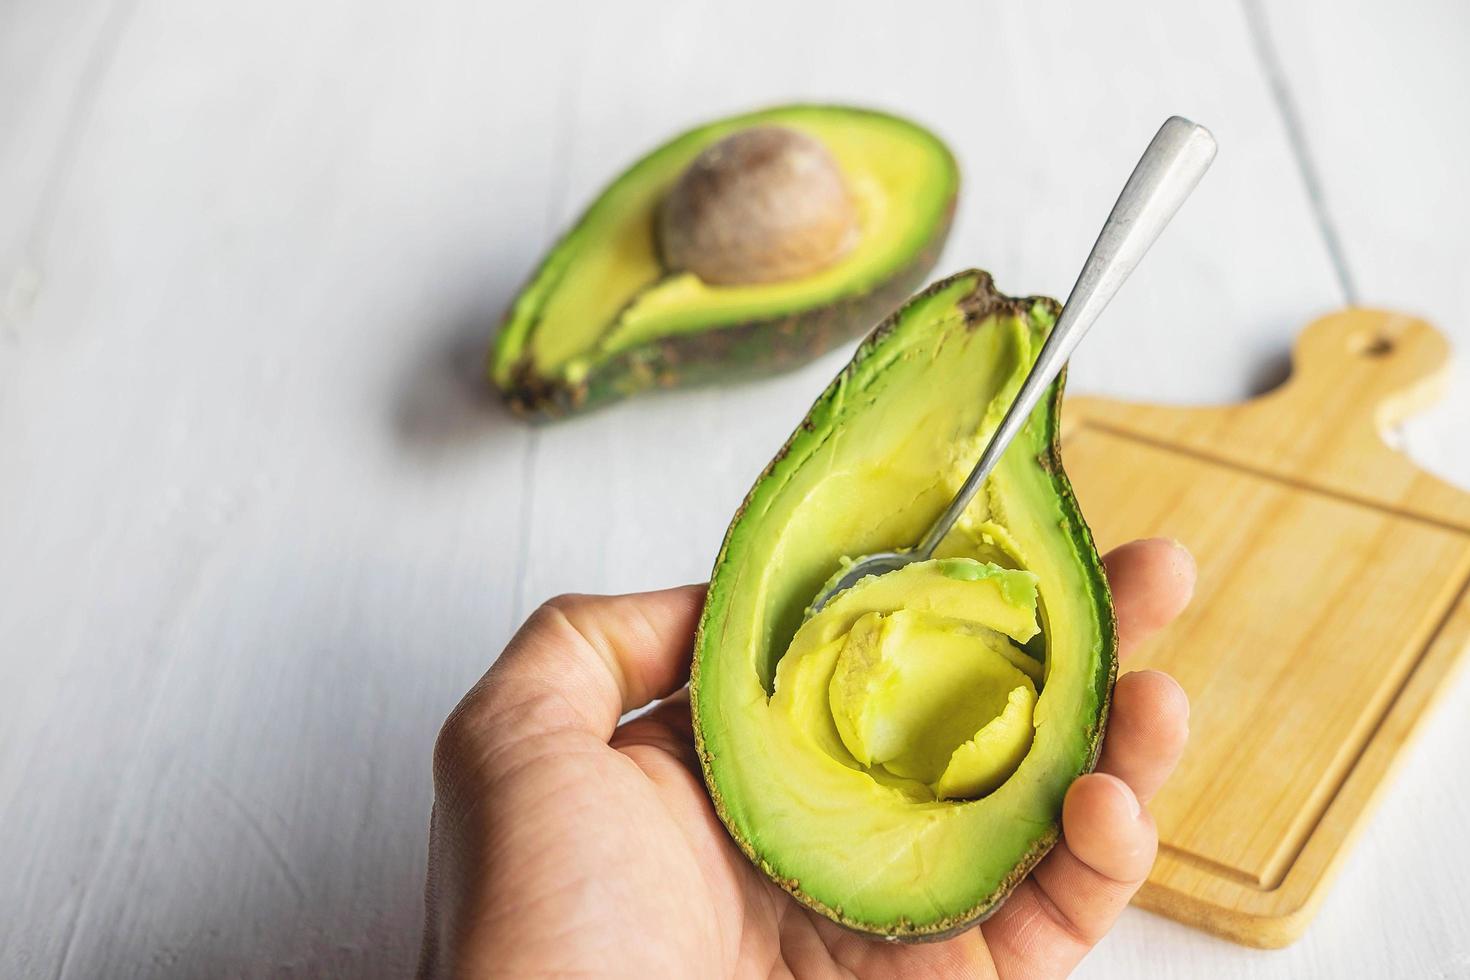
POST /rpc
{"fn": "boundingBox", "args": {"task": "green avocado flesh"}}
[491,105,957,416]
[691,270,1116,939]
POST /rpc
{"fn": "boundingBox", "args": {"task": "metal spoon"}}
[807,115,1217,617]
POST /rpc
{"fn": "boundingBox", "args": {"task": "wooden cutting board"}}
[1060,308,1470,948]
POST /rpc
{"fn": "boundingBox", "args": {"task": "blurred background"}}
[2,1,1467,977]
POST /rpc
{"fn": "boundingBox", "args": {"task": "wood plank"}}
[1247,0,1470,490]
[0,2,568,975]
[0,0,125,301]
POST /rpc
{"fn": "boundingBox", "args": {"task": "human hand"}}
[420,537,1195,978]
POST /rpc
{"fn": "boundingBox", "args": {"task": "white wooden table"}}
[4,1,1467,976]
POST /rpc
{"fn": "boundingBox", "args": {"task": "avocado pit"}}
[659,125,859,285]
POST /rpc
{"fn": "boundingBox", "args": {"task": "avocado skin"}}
[689,269,1118,941]
[500,221,950,418]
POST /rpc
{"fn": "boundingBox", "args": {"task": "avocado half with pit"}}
[691,270,1116,939]
[490,105,957,417]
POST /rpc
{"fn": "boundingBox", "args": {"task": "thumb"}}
[438,585,707,763]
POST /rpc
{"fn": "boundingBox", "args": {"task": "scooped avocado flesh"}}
[692,271,1116,939]
[780,560,1043,801]
[492,105,956,414]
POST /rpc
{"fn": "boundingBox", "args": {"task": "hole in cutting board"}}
[1349,331,1395,358]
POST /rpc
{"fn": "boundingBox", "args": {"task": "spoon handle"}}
[914,116,1217,559]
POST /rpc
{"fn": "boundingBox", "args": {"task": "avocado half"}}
[691,270,1117,940]
[490,105,957,417]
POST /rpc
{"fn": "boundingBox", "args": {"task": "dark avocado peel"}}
[490,105,957,418]
[691,270,1117,940]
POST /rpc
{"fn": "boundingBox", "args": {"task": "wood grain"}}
[1063,308,1470,947]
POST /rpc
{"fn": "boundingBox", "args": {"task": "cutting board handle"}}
[1277,308,1451,433]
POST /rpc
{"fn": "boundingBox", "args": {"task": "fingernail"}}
[1103,773,1141,820]
[1166,534,1196,568]
[1137,668,1191,723]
